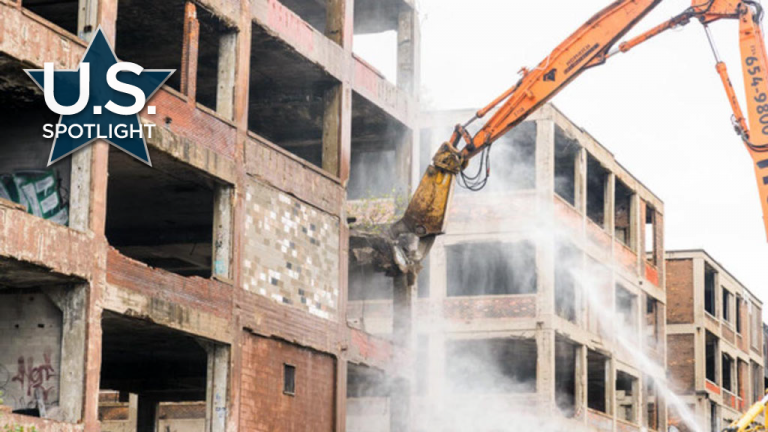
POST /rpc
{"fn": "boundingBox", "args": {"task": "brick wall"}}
[242,179,340,320]
[0,291,62,412]
[240,333,336,432]
[666,259,694,324]
[667,334,695,394]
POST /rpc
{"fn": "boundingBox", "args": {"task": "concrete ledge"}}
[0,413,84,432]
[0,205,93,281]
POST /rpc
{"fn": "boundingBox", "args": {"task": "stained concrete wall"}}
[0,291,62,413]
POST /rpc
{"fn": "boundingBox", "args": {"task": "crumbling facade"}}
[666,250,765,431]
[349,104,668,432]
[0,0,419,431]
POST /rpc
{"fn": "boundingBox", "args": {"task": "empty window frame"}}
[348,94,408,200]
[283,364,296,395]
[709,402,719,432]
[555,338,577,417]
[352,1,401,84]
[645,204,657,264]
[722,354,733,393]
[723,289,732,324]
[446,241,537,297]
[116,0,185,92]
[616,285,638,338]
[105,149,228,278]
[445,338,536,394]
[554,126,580,206]
[586,154,609,228]
[645,297,661,351]
[0,56,72,227]
[614,178,634,247]
[195,6,237,114]
[645,377,660,431]
[616,371,638,424]
[587,350,609,414]
[555,242,581,324]
[248,22,341,169]
[706,331,719,384]
[705,264,717,316]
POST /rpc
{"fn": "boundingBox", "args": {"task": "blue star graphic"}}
[25,27,174,166]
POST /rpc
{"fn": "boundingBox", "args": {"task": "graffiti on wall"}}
[0,351,58,409]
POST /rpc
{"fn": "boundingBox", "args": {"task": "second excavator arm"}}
[391,0,768,253]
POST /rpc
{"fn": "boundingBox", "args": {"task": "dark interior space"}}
[347,363,390,398]
[348,93,408,200]
[106,149,215,277]
[196,6,235,112]
[586,153,608,228]
[248,23,341,168]
[555,337,577,417]
[446,241,536,297]
[616,371,637,423]
[348,263,393,301]
[23,0,79,35]
[0,54,71,226]
[446,338,536,394]
[722,354,733,392]
[277,0,327,35]
[115,0,185,92]
[587,350,608,413]
[706,331,718,383]
[554,126,579,206]
[614,178,634,247]
[555,241,580,324]
[705,264,717,316]
[723,289,732,324]
[100,312,208,432]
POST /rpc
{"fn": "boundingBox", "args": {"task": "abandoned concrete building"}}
[666,250,765,432]
[348,103,668,431]
[0,0,420,430]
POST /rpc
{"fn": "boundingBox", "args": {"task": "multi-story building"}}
[666,250,765,431]
[0,0,420,431]
[348,103,668,432]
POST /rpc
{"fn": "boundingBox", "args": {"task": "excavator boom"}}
[393,0,768,248]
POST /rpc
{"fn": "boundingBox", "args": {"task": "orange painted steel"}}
[397,0,768,242]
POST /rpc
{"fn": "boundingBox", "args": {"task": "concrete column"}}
[181,1,200,103]
[575,344,588,423]
[213,185,233,281]
[575,147,587,216]
[326,0,353,49]
[535,119,556,203]
[45,285,87,423]
[605,173,616,236]
[391,273,416,432]
[397,6,420,95]
[127,393,139,430]
[396,129,415,193]
[322,84,344,177]
[217,32,237,120]
[536,330,556,412]
[335,359,348,432]
[607,357,616,420]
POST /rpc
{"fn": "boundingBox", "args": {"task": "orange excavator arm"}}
[392,0,768,244]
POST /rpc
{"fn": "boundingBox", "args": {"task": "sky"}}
[354,0,768,315]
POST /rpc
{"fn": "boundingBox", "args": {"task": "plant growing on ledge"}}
[347,187,409,235]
